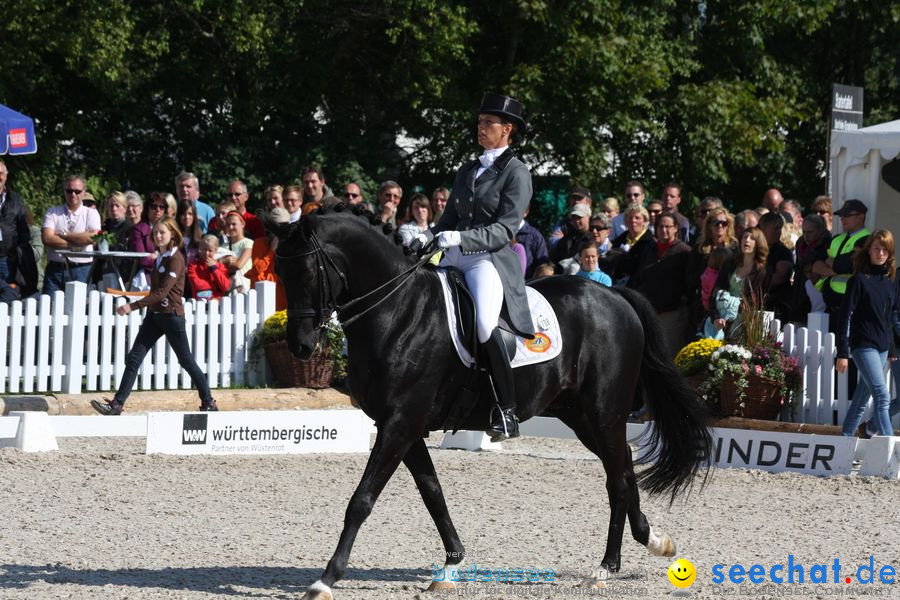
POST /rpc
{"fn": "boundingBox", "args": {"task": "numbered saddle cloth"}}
[436,268,562,369]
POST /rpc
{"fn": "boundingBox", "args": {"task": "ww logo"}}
[182,414,209,445]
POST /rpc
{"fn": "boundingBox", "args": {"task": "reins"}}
[276,230,440,329]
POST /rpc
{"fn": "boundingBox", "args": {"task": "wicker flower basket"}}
[265,340,333,389]
[685,372,706,392]
[720,373,783,420]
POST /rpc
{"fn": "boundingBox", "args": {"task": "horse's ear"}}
[266,207,298,241]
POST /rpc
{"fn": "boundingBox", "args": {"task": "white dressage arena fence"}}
[1,412,897,479]
[0,280,278,395]
[0,283,898,431]
[771,312,900,430]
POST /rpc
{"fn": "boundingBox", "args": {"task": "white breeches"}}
[441,247,504,343]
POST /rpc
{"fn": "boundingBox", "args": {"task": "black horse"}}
[273,205,711,600]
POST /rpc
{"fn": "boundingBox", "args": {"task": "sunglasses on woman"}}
[711,220,728,228]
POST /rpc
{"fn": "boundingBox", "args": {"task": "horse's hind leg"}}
[622,445,676,558]
[562,413,673,588]
[301,419,417,600]
[558,414,628,583]
[402,439,465,592]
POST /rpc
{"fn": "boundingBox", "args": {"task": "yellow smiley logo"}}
[668,558,696,588]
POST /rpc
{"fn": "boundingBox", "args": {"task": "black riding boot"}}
[482,328,519,441]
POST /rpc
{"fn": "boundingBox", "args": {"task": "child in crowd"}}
[530,262,555,279]
[210,200,236,244]
[187,234,231,300]
[224,211,253,292]
[700,246,732,311]
[575,242,611,286]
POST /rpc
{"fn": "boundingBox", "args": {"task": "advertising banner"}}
[711,428,858,476]
[146,409,371,455]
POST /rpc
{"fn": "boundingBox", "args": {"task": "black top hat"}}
[478,93,526,133]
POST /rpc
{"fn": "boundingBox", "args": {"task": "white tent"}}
[830,119,900,235]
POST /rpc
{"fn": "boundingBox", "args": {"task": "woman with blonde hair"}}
[837,230,899,437]
[610,203,654,283]
[264,185,284,210]
[103,192,132,251]
[687,208,739,331]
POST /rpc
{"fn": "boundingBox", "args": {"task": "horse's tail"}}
[613,287,712,502]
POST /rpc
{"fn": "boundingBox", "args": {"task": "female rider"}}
[410,93,534,441]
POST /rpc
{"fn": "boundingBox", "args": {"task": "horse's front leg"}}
[402,438,465,593]
[302,417,417,600]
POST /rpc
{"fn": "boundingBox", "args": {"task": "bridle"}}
[274,230,440,330]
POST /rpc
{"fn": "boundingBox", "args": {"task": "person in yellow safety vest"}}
[812,199,870,320]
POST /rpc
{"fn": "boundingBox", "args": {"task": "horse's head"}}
[271,203,411,358]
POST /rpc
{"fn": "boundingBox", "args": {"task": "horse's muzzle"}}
[288,339,315,360]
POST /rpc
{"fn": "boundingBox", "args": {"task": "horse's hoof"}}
[577,578,607,589]
[427,579,457,592]
[647,530,676,557]
[301,580,334,600]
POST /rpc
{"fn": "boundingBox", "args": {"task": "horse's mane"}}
[300,202,415,262]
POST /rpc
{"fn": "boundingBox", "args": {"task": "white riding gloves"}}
[436,231,462,249]
[409,233,429,253]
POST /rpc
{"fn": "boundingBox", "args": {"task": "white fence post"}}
[254,281,278,385]
[7,299,23,393]
[84,290,101,391]
[0,302,9,393]
[61,281,88,394]
[22,297,38,393]
[36,294,52,392]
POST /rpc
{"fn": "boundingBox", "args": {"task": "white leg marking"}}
[428,559,465,592]
[647,528,664,555]
[307,580,332,599]
[647,527,676,557]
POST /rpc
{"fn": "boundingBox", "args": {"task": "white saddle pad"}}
[437,269,562,369]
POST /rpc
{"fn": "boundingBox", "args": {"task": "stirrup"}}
[487,406,519,442]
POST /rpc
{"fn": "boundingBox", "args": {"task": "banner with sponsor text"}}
[146,409,371,455]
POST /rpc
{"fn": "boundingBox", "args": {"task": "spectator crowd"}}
[0,157,872,359]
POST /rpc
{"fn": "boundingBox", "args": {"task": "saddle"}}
[443,267,517,361]
[440,267,519,431]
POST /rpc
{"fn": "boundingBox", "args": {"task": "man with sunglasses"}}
[610,180,645,239]
[342,182,365,207]
[224,179,264,239]
[813,199,870,318]
[549,204,592,266]
[41,174,101,294]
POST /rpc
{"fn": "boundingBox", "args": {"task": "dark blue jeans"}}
[114,312,213,406]
[0,255,13,285]
[43,261,93,295]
